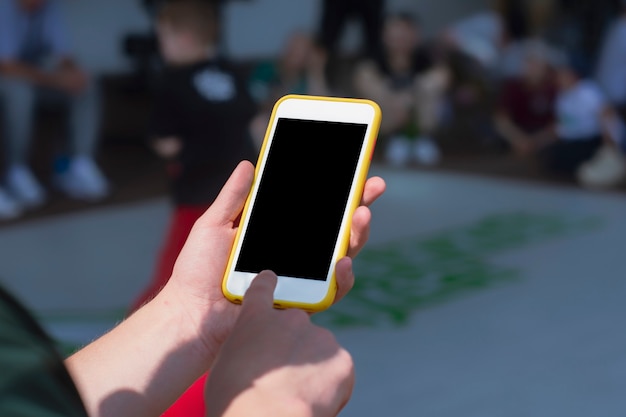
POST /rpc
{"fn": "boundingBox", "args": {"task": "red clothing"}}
[131,206,210,417]
[129,205,208,313]
[162,374,208,417]
[498,78,556,133]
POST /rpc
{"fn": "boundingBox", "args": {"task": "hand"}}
[249,114,269,150]
[511,138,535,157]
[51,66,89,95]
[206,271,354,417]
[157,161,385,361]
[153,136,183,158]
[307,45,328,77]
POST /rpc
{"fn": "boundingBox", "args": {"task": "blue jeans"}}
[0,75,102,167]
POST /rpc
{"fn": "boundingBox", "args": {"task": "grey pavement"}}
[1,165,625,416]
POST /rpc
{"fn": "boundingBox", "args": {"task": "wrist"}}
[215,387,313,417]
[152,284,227,367]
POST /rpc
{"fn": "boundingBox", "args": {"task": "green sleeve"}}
[0,286,88,417]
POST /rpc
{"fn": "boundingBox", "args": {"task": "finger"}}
[361,176,386,207]
[199,161,255,227]
[243,270,278,310]
[334,257,355,304]
[336,349,356,414]
[347,206,371,259]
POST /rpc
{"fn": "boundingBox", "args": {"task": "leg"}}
[316,0,352,53]
[354,0,385,58]
[69,78,102,157]
[55,77,110,201]
[414,67,451,137]
[411,68,450,166]
[541,137,602,175]
[0,77,46,207]
[128,205,209,314]
[0,77,36,166]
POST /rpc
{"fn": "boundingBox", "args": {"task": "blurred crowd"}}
[2,2,625,413]
[2,0,626,225]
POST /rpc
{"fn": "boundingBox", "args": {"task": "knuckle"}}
[335,348,355,376]
[284,308,309,325]
[315,326,339,346]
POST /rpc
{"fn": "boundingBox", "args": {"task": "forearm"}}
[601,107,623,145]
[0,60,56,88]
[65,289,216,417]
[532,125,558,148]
[494,114,527,145]
[353,65,389,103]
[218,391,312,417]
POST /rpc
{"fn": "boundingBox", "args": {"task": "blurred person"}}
[248,31,329,147]
[316,0,385,59]
[1,160,387,417]
[354,12,450,167]
[441,0,538,80]
[441,6,505,73]
[595,0,626,113]
[494,40,557,156]
[516,52,626,185]
[0,0,109,218]
[128,0,257,313]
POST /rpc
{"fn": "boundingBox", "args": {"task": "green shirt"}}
[248,60,308,104]
[0,286,87,417]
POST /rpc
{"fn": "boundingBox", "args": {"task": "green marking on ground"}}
[37,211,602,345]
[315,211,602,328]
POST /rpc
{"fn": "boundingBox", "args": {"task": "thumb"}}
[242,271,278,310]
[199,161,255,227]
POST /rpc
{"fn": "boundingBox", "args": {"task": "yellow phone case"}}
[222,94,382,312]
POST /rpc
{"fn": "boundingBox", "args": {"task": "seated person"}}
[519,52,625,180]
[441,8,505,72]
[0,0,109,217]
[595,1,626,113]
[248,31,329,147]
[494,40,557,156]
[354,12,450,167]
[316,0,385,60]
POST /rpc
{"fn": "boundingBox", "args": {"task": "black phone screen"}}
[235,118,368,280]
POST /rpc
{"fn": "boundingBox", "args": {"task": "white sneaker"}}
[578,145,626,189]
[0,188,22,220]
[413,137,441,166]
[56,156,110,201]
[386,136,412,167]
[6,165,46,208]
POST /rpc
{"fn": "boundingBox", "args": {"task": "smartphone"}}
[222,95,381,311]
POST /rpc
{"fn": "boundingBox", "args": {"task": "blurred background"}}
[1,0,626,415]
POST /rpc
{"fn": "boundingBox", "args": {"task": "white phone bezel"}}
[225,97,378,306]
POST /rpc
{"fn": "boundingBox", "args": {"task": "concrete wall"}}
[64,0,490,73]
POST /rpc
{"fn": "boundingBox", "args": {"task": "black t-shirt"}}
[151,58,258,206]
[0,285,88,417]
[374,45,436,90]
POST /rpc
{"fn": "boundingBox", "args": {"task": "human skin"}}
[65,161,386,417]
[206,270,355,417]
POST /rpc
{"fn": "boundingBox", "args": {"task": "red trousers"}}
[129,205,210,417]
[129,205,209,312]
[162,374,208,417]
